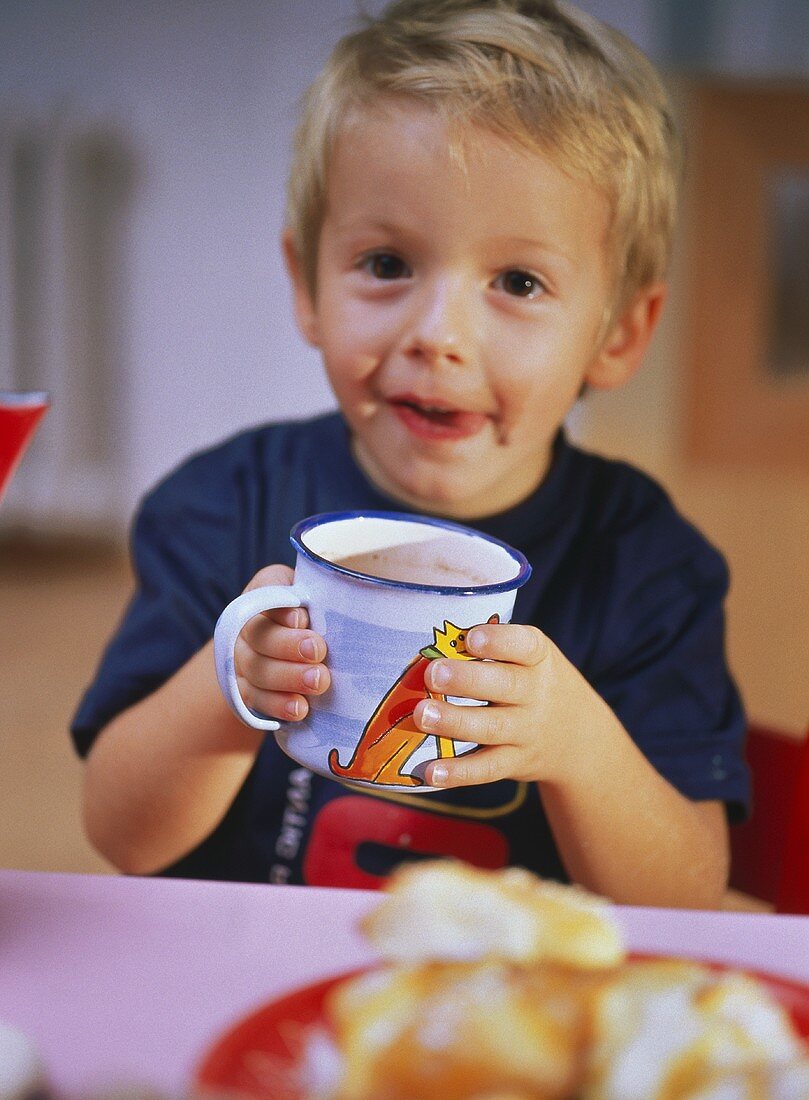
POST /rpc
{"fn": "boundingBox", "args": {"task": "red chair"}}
[729,723,809,914]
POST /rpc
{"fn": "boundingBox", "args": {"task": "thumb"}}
[244,563,296,592]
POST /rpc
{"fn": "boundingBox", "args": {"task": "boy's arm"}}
[416,625,731,909]
[82,565,330,875]
[83,639,263,875]
[536,687,729,909]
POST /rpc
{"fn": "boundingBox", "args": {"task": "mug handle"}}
[213,584,307,731]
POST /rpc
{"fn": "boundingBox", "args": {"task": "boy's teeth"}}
[407,401,455,416]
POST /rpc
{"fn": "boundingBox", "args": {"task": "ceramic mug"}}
[213,510,531,792]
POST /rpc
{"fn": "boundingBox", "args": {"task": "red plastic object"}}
[729,724,809,914]
[780,729,809,915]
[0,391,49,503]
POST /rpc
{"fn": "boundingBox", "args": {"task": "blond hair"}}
[286,0,682,311]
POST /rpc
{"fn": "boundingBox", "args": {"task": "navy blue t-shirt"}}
[71,413,749,887]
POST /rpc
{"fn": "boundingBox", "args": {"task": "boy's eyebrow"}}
[329,216,403,235]
[490,236,576,270]
[332,221,576,267]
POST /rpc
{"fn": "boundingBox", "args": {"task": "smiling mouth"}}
[389,397,489,440]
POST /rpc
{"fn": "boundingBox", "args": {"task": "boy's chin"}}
[351,437,536,520]
[367,468,478,519]
[383,477,512,522]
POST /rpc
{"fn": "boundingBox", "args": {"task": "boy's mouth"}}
[389,395,489,441]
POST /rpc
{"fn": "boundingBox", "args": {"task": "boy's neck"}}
[347,429,555,523]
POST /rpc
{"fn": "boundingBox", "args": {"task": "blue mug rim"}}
[290,510,532,596]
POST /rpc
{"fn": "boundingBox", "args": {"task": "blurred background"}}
[1,0,807,874]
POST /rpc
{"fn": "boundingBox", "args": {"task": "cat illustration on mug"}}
[328,614,499,787]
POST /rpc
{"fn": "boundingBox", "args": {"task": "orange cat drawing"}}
[328,614,499,787]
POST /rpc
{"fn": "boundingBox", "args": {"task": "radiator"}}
[0,111,132,535]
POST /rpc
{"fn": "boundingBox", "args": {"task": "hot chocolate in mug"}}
[214,511,531,792]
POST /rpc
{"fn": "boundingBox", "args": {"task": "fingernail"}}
[429,661,450,688]
[299,637,317,661]
[286,697,304,719]
[467,628,485,652]
[431,763,449,785]
[303,666,321,689]
[287,608,304,629]
[420,701,441,729]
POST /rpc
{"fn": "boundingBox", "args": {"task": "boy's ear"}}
[584,282,667,390]
[282,229,320,348]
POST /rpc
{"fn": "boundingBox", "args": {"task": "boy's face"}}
[287,101,658,519]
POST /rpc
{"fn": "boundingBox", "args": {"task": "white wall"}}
[1,1,361,531]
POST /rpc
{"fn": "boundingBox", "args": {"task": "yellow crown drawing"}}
[431,620,475,660]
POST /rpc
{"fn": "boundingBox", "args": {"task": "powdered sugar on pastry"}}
[304,863,809,1100]
[584,960,808,1099]
[324,959,604,1100]
[361,860,624,969]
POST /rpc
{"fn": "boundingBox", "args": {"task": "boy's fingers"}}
[237,683,310,723]
[414,697,510,744]
[424,745,519,788]
[246,563,296,590]
[263,606,310,630]
[240,620,326,663]
[236,652,331,697]
[424,656,526,704]
[242,565,308,628]
[464,623,548,666]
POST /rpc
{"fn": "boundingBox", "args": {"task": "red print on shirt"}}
[303,795,509,890]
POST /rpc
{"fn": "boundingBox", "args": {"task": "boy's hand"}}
[233,565,331,722]
[415,621,602,788]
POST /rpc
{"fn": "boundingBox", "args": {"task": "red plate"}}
[195,960,809,1100]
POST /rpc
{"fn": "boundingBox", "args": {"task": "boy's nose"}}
[402,279,474,368]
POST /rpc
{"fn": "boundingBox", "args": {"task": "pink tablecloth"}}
[0,870,807,1097]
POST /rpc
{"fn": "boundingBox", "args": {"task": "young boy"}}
[72,0,748,906]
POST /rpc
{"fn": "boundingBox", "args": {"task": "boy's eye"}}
[494,270,544,299]
[362,253,410,280]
